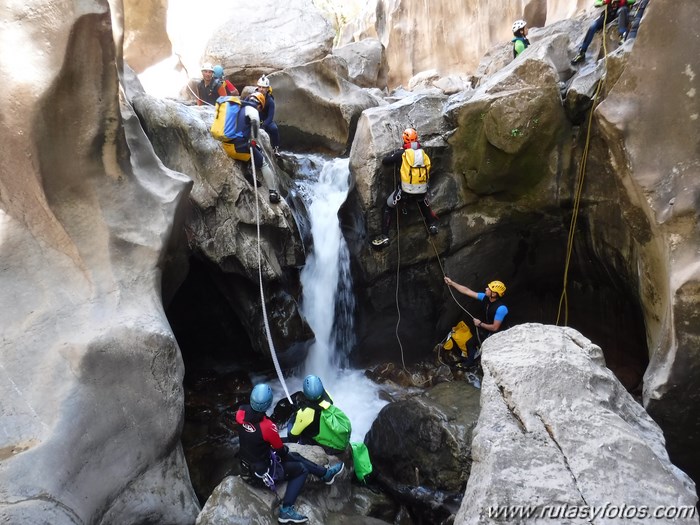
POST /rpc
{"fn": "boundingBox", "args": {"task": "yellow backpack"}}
[442,321,473,357]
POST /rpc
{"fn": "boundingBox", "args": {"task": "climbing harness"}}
[250,146,292,402]
[556,8,611,326]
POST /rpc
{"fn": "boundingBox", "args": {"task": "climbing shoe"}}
[269,190,281,204]
[278,505,308,524]
[428,224,439,235]
[321,462,344,485]
[371,235,390,249]
[571,52,585,65]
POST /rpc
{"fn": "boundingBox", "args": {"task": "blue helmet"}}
[250,384,273,412]
[303,375,324,400]
[213,65,224,79]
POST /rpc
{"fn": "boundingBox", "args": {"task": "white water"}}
[277,156,387,442]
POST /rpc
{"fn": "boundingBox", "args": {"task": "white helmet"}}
[200,62,214,72]
[512,19,527,33]
[257,75,270,88]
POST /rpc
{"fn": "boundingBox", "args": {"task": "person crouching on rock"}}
[236,383,345,524]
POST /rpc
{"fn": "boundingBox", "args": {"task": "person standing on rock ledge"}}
[443,277,509,369]
[236,383,345,524]
[256,75,281,156]
[511,19,530,57]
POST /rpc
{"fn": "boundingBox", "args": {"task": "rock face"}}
[0,1,199,524]
[339,0,590,87]
[203,0,335,88]
[457,324,698,524]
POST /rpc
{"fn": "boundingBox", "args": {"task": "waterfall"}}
[291,156,385,442]
[298,157,355,377]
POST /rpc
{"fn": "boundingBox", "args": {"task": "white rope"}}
[250,146,292,402]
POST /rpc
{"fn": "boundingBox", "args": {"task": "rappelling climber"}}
[371,128,439,248]
[571,0,635,65]
[287,375,351,455]
[221,92,281,203]
[443,277,509,369]
[236,383,345,524]
[511,19,530,57]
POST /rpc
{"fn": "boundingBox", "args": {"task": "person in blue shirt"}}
[443,277,509,368]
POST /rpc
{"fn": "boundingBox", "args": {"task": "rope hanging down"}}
[250,146,292,402]
[556,8,610,326]
[415,202,482,347]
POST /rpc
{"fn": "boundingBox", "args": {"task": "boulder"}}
[127,87,313,361]
[332,38,389,89]
[122,0,170,72]
[457,324,698,524]
[0,1,199,523]
[366,381,480,492]
[203,0,335,88]
[267,55,386,153]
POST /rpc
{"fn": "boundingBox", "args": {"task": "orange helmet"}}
[247,92,266,109]
[402,128,418,144]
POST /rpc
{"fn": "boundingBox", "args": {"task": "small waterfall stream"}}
[277,155,386,442]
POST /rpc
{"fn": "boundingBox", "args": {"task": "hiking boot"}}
[618,32,627,45]
[321,462,344,485]
[278,505,308,524]
[269,190,281,203]
[371,235,390,249]
[571,51,585,65]
[428,224,439,235]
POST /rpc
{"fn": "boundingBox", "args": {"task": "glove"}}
[250,139,256,148]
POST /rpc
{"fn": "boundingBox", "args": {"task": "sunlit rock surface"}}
[457,324,698,524]
[0,1,199,523]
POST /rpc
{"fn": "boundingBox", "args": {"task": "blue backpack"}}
[210,96,243,143]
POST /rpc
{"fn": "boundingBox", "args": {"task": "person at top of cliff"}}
[255,75,281,156]
[571,0,635,65]
[236,383,345,524]
[443,277,509,370]
[371,127,439,249]
[213,65,239,97]
[221,92,281,203]
[196,62,221,106]
[511,19,530,57]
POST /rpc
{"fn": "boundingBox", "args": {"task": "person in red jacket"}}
[236,383,344,524]
[571,0,634,64]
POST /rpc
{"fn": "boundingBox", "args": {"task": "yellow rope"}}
[556,7,611,326]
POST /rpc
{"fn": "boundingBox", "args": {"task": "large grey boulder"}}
[203,0,335,88]
[366,381,480,492]
[332,38,389,89]
[267,55,386,153]
[457,324,698,524]
[0,1,199,523]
